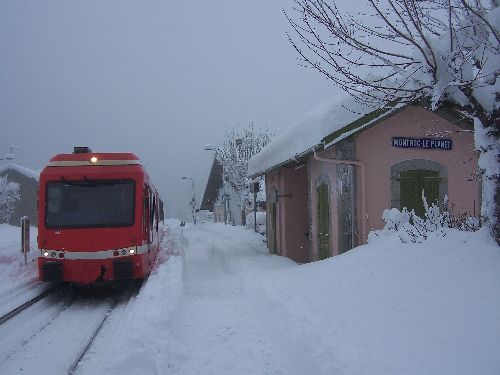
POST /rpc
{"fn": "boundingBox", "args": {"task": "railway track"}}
[67,282,142,374]
[67,293,123,374]
[0,281,142,375]
[0,283,63,325]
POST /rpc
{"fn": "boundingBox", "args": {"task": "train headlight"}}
[90,156,98,164]
[129,248,136,255]
[43,251,49,257]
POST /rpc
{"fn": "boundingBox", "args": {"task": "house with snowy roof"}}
[200,158,225,222]
[0,163,39,226]
[248,96,480,263]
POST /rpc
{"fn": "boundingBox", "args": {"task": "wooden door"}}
[317,183,330,260]
[400,169,439,217]
[267,202,277,254]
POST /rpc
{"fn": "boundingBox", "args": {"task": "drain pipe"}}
[313,152,367,244]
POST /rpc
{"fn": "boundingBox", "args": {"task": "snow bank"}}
[246,228,500,375]
[98,222,499,375]
[1,220,498,374]
[0,224,40,316]
[99,221,184,375]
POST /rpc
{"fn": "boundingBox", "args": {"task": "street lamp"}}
[181,176,197,224]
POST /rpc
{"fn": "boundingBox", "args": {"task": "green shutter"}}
[400,170,439,217]
[317,183,330,260]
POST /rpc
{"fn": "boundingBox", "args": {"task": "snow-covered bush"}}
[382,208,411,231]
[0,176,20,223]
[382,193,482,243]
[245,211,266,235]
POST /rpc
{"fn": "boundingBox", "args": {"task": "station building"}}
[248,97,480,262]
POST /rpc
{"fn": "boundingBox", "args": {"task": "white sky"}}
[0,0,346,219]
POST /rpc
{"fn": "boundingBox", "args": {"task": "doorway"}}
[317,182,330,260]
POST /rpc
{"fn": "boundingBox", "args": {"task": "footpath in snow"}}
[0,220,499,374]
[99,220,500,375]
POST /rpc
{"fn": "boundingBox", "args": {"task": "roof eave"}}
[248,144,321,179]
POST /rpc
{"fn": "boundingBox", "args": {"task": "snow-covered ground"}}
[0,223,42,318]
[0,220,499,374]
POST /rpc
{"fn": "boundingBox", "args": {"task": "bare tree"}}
[286,0,499,242]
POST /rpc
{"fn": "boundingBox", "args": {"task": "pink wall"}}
[356,106,480,231]
[266,166,310,262]
[281,165,309,262]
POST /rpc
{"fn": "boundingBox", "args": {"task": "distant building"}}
[0,163,39,226]
[200,158,224,222]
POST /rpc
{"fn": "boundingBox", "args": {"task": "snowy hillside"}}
[0,221,498,374]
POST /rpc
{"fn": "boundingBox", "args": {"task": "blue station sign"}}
[392,137,452,150]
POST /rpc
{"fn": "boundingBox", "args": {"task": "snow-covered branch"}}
[287,0,499,242]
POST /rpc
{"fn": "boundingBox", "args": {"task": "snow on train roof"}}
[46,152,143,167]
[247,94,400,177]
[0,162,40,180]
[49,152,140,161]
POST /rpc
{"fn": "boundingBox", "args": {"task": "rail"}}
[67,282,142,374]
[0,284,62,325]
[67,298,120,374]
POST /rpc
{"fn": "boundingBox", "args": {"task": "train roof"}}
[46,152,142,168]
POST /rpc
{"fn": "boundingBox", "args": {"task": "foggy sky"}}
[0,0,341,220]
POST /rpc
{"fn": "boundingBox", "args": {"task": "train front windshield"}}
[45,179,135,228]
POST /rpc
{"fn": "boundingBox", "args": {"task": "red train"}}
[37,147,164,285]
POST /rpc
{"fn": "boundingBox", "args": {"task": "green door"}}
[267,202,277,254]
[400,169,440,217]
[317,183,330,260]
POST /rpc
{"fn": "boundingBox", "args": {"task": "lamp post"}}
[182,176,196,224]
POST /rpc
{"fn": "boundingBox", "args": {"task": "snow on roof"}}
[248,94,386,177]
[0,163,40,180]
